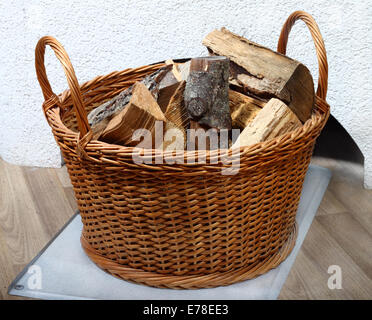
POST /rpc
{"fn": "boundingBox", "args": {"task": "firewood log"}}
[98,82,166,147]
[175,61,191,81]
[166,59,191,81]
[232,98,301,149]
[157,82,181,113]
[184,56,231,130]
[88,65,171,128]
[164,81,189,130]
[187,120,219,151]
[161,81,189,151]
[160,121,186,151]
[229,89,264,129]
[203,28,315,122]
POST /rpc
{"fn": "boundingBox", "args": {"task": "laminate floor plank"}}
[55,166,73,188]
[280,218,372,299]
[22,167,76,237]
[317,188,348,216]
[0,160,52,299]
[0,161,50,265]
[328,183,372,232]
[317,212,372,279]
[312,157,372,232]
[277,250,351,300]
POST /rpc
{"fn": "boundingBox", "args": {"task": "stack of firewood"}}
[87,28,314,151]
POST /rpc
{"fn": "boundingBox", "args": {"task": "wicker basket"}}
[35,11,330,289]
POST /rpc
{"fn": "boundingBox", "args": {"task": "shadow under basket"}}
[35,10,330,289]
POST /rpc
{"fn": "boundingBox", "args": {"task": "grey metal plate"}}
[8,164,331,300]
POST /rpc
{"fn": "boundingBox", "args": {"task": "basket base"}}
[81,223,297,289]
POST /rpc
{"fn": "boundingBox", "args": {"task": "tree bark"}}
[232,98,301,149]
[184,56,231,130]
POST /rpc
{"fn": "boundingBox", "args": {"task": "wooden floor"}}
[0,156,371,300]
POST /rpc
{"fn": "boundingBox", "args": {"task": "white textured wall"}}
[0,0,371,187]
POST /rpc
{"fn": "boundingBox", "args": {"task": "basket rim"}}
[44,67,330,166]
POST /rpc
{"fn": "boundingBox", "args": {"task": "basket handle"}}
[277,11,328,100]
[35,36,92,158]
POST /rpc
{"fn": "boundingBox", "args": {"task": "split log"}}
[158,61,180,91]
[175,61,191,81]
[187,120,219,151]
[203,28,315,122]
[160,81,189,151]
[157,82,181,113]
[98,82,166,147]
[184,56,231,129]
[160,121,186,151]
[229,90,264,129]
[166,59,191,81]
[164,81,189,130]
[232,98,301,149]
[88,65,172,128]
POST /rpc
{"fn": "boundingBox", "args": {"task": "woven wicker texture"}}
[35,11,330,289]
